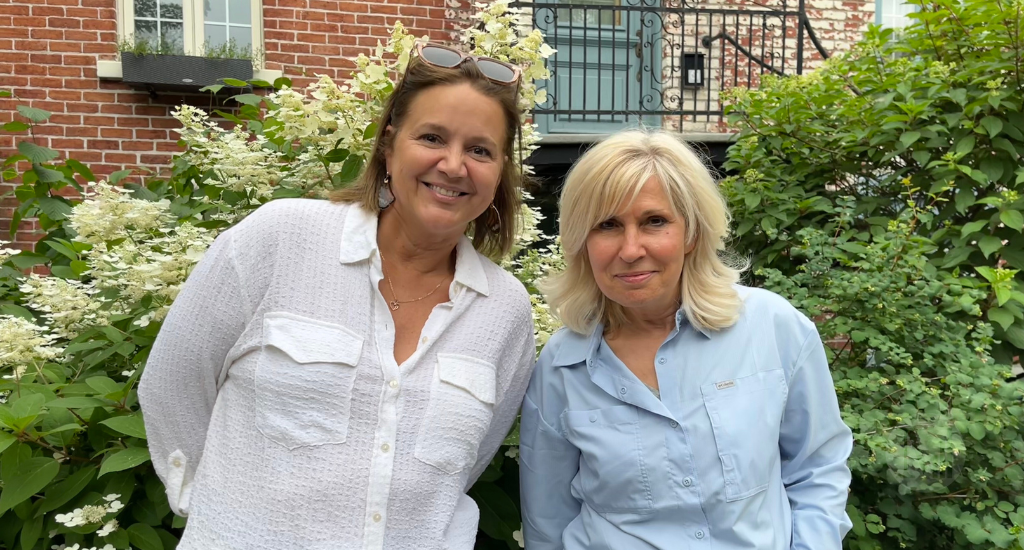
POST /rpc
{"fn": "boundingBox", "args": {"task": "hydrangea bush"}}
[0,3,559,549]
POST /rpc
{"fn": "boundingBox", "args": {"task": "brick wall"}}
[0,0,459,249]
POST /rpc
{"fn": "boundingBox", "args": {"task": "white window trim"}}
[875,0,918,28]
[100,0,280,81]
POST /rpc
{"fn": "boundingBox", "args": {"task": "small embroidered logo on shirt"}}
[715,380,736,390]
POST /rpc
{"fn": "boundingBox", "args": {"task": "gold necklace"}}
[379,251,447,311]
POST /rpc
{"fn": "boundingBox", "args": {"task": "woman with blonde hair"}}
[519,129,852,549]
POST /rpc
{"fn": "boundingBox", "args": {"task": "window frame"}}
[116,0,266,62]
[875,0,918,28]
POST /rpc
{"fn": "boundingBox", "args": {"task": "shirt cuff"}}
[165,450,193,517]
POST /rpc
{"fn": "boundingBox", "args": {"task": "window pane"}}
[135,0,157,19]
[229,26,252,50]
[205,0,227,24]
[229,0,250,25]
[135,18,158,43]
[159,0,182,21]
[160,20,184,53]
[205,23,227,48]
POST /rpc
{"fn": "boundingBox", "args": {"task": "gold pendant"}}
[389,300,400,311]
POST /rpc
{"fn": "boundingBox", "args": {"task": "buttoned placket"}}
[361,252,473,550]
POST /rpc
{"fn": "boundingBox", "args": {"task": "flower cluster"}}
[54,494,124,531]
[0,315,61,375]
[19,275,109,339]
[0,239,21,264]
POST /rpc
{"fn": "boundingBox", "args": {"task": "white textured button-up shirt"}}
[139,199,536,550]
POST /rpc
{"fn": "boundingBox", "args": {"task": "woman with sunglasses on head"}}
[519,130,852,550]
[139,42,535,550]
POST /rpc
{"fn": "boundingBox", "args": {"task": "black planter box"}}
[121,53,253,92]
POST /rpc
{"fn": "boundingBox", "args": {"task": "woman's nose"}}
[618,227,645,263]
[437,148,468,179]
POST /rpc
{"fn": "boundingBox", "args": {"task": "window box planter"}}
[120,52,254,92]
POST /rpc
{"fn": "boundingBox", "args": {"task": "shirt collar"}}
[337,204,490,297]
[550,309,711,368]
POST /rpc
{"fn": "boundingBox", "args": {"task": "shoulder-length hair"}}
[331,55,524,258]
[541,129,747,335]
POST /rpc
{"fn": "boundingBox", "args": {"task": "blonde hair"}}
[541,129,746,335]
[331,56,523,258]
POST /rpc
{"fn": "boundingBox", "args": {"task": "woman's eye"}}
[597,220,617,231]
[648,216,668,227]
[419,134,442,144]
[470,146,493,158]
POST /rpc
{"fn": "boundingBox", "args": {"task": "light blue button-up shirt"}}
[520,286,853,550]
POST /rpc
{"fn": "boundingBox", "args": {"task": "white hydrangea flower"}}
[54,494,123,529]
[19,275,110,339]
[0,239,21,264]
[0,315,61,373]
[95,519,118,537]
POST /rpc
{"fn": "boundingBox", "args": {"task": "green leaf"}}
[124,183,160,201]
[38,465,97,514]
[101,415,147,439]
[44,239,78,260]
[126,523,164,550]
[108,169,133,184]
[322,149,349,164]
[1000,210,1023,232]
[1003,323,1024,349]
[337,155,363,184]
[199,84,224,94]
[273,76,292,89]
[961,219,988,237]
[17,142,58,164]
[0,432,16,454]
[2,121,30,133]
[16,105,52,123]
[19,512,42,550]
[993,137,1019,158]
[221,78,248,87]
[976,266,997,281]
[65,159,94,182]
[955,188,974,213]
[968,423,986,440]
[980,116,1003,137]
[979,235,1003,258]
[900,130,921,148]
[838,243,868,254]
[32,164,63,183]
[99,447,151,477]
[45,397,107,409]
[86,376,121,396]
[996,284,1012,306]
[248,79,272,88]
[744,193,761,209]
[363,122,378,140]
[0,457,59,515]
[469,483,521,541]
[231,93,263,106]
[735,219,754,236]
[955,135,976,156]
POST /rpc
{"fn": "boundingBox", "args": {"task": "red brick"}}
[82,19,115,30]
[100,103,133,115]
[49,41,83,53]
[11,86,44,99]
[336,1,368,12]
[150,117,181,129]
[0,27,30,39]
[296,32,327,44]
[0,4,31,16]
[358,14,390,26]
[32,125,64,137]
[48,65,81,77]
[49,90,81,101]
[264,30,296,41]
[31,5,65,16]
[66,102,98,113]
[116,92,151,103]
[309,22,339,33]
[50,138,84,149]
[325,11,357,24]
[135,129,168,140]
[140,154,172,165]
[29,53,65,66]
[66,7,98,18]
[156,140,182,151]
[100,128,132,138]
[87,139,121,150]
[49,114,80,125]
[280,41,311,53]
[340,24,370,36]
[14,39,48,51]
[48,17,81,28]
[69,150,101,162]
[29,76,64,88]
[296,55,328,66]
[83,115,116,126]
[299,10,326,21]
[31,100,65,112]
[264,7,295,18]
[63,79,96,90]
[83,43,113,54]
[121,140,154,151]
[104,152,138,163]
[276,0,307,7]
[83,91,116,102]
[278,19,309,31]
[64,29,99,42]
[11,16,46,28]
[134,105,167,116]
[116,117,150,128]
[0,52,30,64]
[62,55,94,66]
[311,44,341,56]
[17,62,50,75]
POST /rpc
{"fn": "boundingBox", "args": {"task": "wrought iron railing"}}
[510,0,829,130]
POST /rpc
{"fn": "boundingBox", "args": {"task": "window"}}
[876,0,916,28]
[118,0,263,58]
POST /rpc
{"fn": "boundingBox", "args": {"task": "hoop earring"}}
[488,203,501,233]
[378,173,395,209]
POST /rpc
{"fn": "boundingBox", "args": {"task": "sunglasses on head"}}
[415,41,522,85]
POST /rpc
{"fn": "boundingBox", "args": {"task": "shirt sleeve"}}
[138,228,252,517]
[779,328,854,550]
[519,353,582,550]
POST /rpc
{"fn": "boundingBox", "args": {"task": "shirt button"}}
[172,457,183,468]
[619,387,627,395]
[589,414,597,423]
[658,357,666,364]
[695,530,705,539]
[682,477,692,487]
[421,336,428,344]
[389,379,398,389]
[372,513,382,523]
[381,443,390,453]
[669,420,679,428]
